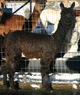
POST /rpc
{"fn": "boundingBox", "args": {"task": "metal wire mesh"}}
[0,0,80,83]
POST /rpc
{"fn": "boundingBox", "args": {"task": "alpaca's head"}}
[33,0,47,11]
[60,2,76,27]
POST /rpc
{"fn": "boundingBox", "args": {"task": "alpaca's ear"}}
[71,2,75,9]
[60,2,64,10]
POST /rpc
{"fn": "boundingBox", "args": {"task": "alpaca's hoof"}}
[14,81,20,90]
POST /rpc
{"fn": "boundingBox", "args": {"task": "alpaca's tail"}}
[0,35,5,70]
[0,35,5,49]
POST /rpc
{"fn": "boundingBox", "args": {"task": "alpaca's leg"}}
[40,59,53,90]
[3,74,7,87]
[2,65,8,87]
[9,66,15,88]
[6,58,15,89]
[8,55,21,89]
[50,60,56,73]
[4,55,16,88]
[9,73,14,88]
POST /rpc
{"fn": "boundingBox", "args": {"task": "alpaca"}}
[3,2,76,90]
[0,0,46,36]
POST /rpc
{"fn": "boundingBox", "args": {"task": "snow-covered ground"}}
[0,72,80,83]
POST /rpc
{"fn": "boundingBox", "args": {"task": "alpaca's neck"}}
[31,4,41,31]
[24,3,42,32]
[53,20,75,47]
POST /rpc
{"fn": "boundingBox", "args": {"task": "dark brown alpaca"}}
[3,2,76,90]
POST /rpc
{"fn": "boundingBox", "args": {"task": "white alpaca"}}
[40,9,61,33]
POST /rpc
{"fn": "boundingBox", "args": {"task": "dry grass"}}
[0,81,80,95]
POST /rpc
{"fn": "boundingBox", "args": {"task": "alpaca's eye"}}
[61,11,66,17]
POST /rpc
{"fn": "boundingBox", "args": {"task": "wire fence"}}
[0,0,80,83]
